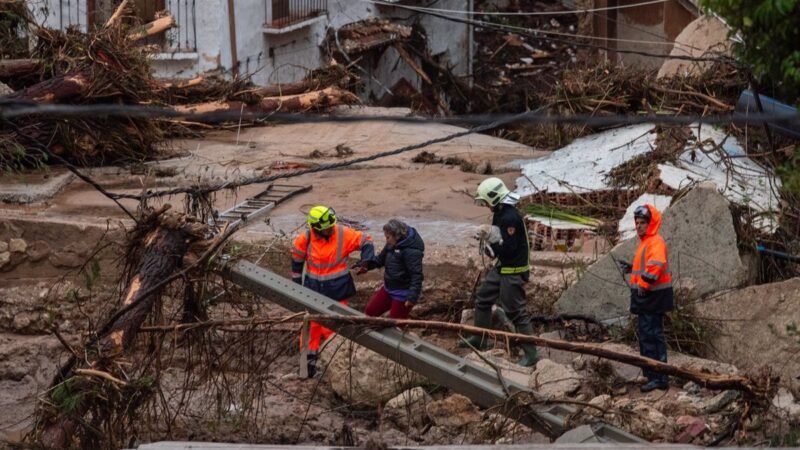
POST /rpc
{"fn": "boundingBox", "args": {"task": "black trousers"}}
[638,313,668,383]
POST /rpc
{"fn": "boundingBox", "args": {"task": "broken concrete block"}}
[25,240,51,263]
[425,394,481,428]
[318,334,424,404]
[587,394,611,417]
[700,390,739,414]
[772,388,800,419]
[675,415,707,443]
[8,239,26,253]
[384,387,431,429]
[556,184,746,320]
[529,358,582,398]
[698,277,800,385]
[658,16,731,79]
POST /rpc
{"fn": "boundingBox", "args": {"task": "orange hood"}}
[641,203,662,238]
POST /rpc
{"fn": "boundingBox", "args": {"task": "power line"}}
[369,0,669,16]
[371,0,734,62]
[2,102,799,127]
[370,0,678,47]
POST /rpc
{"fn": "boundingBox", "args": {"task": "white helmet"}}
[475,177,511,207]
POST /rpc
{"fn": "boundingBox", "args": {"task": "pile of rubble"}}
[0,2,357,171]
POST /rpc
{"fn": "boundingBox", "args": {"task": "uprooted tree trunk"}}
[37,206,211,449]
[307,315,778,401]
[172,86,360,116]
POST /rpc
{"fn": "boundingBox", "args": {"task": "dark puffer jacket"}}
[370,227,425,302]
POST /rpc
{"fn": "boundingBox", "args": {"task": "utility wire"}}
[369,0,675,46]
[102,109,542,200]
[369,0,669,16]
[2,102,799,127]
[368,0,735,62]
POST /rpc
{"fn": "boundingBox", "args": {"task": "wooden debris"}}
[172,86,359,116]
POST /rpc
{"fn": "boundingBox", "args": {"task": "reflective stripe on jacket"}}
[291,224,374,300]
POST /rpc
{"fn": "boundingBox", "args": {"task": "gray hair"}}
[383,219,408,240]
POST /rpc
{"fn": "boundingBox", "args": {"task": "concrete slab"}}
[0,170,74,204]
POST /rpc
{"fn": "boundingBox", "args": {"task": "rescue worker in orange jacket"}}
[291,205,375,378]
[617,204,674,392]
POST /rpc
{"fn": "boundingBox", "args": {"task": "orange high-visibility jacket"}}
[291,224,374,300]
[630,204,673,292]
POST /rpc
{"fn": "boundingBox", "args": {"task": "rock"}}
[0,252,9,268]
[587,394,611,417]
[683,381,702,394]
[317,335,424,404]
[0,81,11,96]
[25,240,51,263]
[657,16,731,79]
[675,416,707,443]
[700,390,739,414]
[557,184,746,320]
[529,359,582,398]
[49,249,87,268]
[0,241,7,253]
[465,349,534,387]
[384,387,431,429]
[8,238,26,253]
[609,399,675,441]
[698,277,800,383]
[772,388,800,419]
[425,394,481,428]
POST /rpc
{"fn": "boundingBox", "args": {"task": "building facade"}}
[30,0,473,97]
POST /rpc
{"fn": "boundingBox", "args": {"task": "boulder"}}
[556,184,746,320]
[698,277,800,384]
[8,239,26,254]
[700,390,739,414]
[425,394,481,428]
[658,16,732,79]
[383,387,431,429]
[609,399,675,441]
[0,252,9,268]
[26,240,51,263]
[772,388,800,420]
[529,358,582,398]
[0,241,7,253]
[317,334,424,404]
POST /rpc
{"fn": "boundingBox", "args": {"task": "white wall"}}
[30,0,88,33]
[28,0,472,91]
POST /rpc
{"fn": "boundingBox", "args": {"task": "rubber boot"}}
[306,351,318,379]
[459,308,493,350]
[492,307,516,333]
[515,323,540,367]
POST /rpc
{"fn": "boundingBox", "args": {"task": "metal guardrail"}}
[221,260,648,443]
[264,0,327,29]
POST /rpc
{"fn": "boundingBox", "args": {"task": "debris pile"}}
[0,4,358,171]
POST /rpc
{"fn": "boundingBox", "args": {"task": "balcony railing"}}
[264,0,327,30]
[43,0,196,52]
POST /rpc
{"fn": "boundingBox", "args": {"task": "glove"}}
[351,262,368,275]
[636,285,647,298]
[292,276,302,285]
[616,259,632,274]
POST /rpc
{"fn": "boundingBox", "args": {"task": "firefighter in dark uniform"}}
[463,177,539,367]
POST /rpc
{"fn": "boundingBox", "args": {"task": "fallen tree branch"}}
[172,86,359,116]
[127,15,176,42]
[302,315,774,399]
[74,369,128,387]
[0,58,40,78]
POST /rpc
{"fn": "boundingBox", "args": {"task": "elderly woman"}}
[360,219,425,319]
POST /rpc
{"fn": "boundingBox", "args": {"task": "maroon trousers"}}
[365,285,414,319]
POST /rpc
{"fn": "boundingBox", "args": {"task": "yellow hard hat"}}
[475,177,511,207]
[307,205,337,230]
